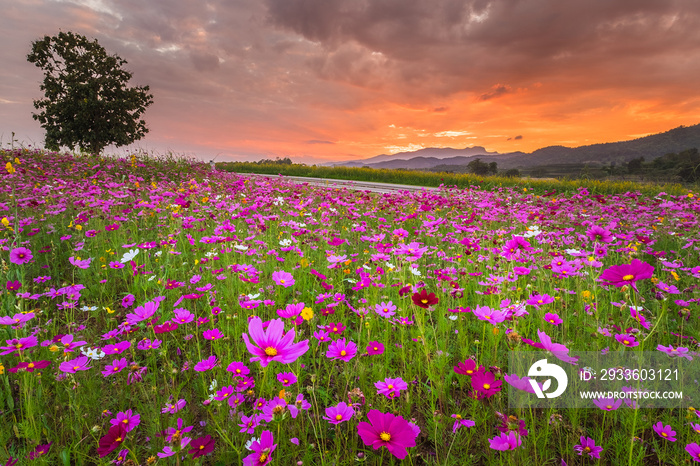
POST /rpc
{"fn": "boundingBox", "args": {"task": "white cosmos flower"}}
[234,245,249,251]
[82,347,106,360]
[209,379,218,391]
[409,267,422,277]
[279,239,292,247]
[80,305,98,312]
[245,437,258,451]
[148,275,156,281]
[120,249,139,264]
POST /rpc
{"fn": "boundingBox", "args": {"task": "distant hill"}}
[325,146,498,167]
[329,124,700,170]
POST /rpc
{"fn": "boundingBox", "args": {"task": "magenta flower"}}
[8,360,51,373]
[0,336,38,355]
[9,247,33,265]
[357,410,418,460]
[454,359,484,376]
[68,256,92,269]
[375,377,408,399]
[615,333,639,348]
[587,225,614,243]
[374,301,397,318]
[110,410,141,433]
[162,399,186,414]
[203,328,224,340]
[522,329,579,365]
[226,361,250,377]
[194,355,218,372]
[125,299,159,324]
[0,312,35,326]
[599,259,654,290]
[526,293,554,307]
[243,430,276,466]
[136,338,162,350]
[323,402,355,424]
[472,305,505,324]
[59,355,92,373]
[653,422,677,442]
[276,372,297,386]
[326,338,357,362]
[544,312,563,326]
[103,341,131,355]
[271,270,295,288]
[451,414,475,433]
[488,431,522,450]
[277,302,304,318]
[366,341,384,355]
[5,280,21,291]
[574,436,603,459]
[238,414,261,434]
[188,435,216,459]
[657,344,692,360]
[686,443,700,462]
[242,317,309,367]
[214,385,235,401]
[102,358,128,377]
[504,374,537,394]
[592,398,623,411]
[27,442,52,459]
[472,371,502,398]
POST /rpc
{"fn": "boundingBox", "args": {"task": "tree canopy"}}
[27,31,154,154]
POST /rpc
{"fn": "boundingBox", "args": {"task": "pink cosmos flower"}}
[162,399,186,414]
[110,410,141,433]
[592,398,623,411]
[194,355,218,372]
[27,442,52,460]
[125,299,160,325]
[366,341,384,355]
[375,377,408,399]
[454,359,484,376]
[243,430,276,466]
[504,374,538,394]
[526,293,554,307]
[652,422,677,442]
[239,414,261,434]
[574,436,603,459]
[102,341,131,355]
[599,259,654,290]
[276,372,297,386]
[102,358,128,377]
[8,360,51,373]
[323,402,355,424]
[9,247,33,265]
[615,333,639,348]
[488,431,521,450]
[522,329,579,365]
[686,443,700,462]
[586,225,614,243]
[326,338,357,362]
[472,305,505,324]
[472,371,502,398]
[242,317,309,367]
[226,361,250,377]
[0,312,35,327]
[59,355,92,373]
[203,328,224,340]
[277,302,304,318]
[357,410,418,460]
[374,301,397,318]
[544,312,563,326]
[451,415,475,433]
[68,256,92,269]
[657,344,692,360]
[5,280,21,291]
[0,336,38,355]
[271,270,295,288]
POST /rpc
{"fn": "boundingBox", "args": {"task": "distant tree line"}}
[254,157,293,165]
[430,158,520,177]
[621,148,700,182]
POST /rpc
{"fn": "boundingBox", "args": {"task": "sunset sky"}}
[1,0,700,163]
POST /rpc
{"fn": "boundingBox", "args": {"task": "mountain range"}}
[325,123,700,170]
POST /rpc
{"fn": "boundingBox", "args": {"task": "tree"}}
[467,158,491,176]
[27,31,153,154]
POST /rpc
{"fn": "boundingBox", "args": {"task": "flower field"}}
[1,148,699,465]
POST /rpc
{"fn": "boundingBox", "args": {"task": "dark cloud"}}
[507,135,523,141]
[305,140,335,144]
[479,84,511,101]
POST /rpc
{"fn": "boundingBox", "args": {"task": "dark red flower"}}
[411,289,439,309]
[97,424,126,458]
[188,435,216,458]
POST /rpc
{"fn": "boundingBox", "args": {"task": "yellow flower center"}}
[265,347,278,356]
[336,414,343,420]
[606,405,612,409]
[421,299,428,304]
[259,453,268,462]
[380,432,391,441]
[483,384,491,390]
[28,363,35,368]
[373,347,378,351]
[273,406,283,414]
[280,279,285,284]
[340,350,347,356]
[662,432,667,437]
[622,274,634,281]
[387,384,394,389]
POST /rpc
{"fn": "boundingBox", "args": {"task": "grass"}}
[0,148,698,465]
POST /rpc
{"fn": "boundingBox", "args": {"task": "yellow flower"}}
[49,345,59,352]
[5,162,15,174]
[105,307,115,314]
[0,363,4,375]
[671,271,680,281]
[301,307,313,321]
[75,225,83,231]
[279,389,286,399]
[1,217,9,227]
